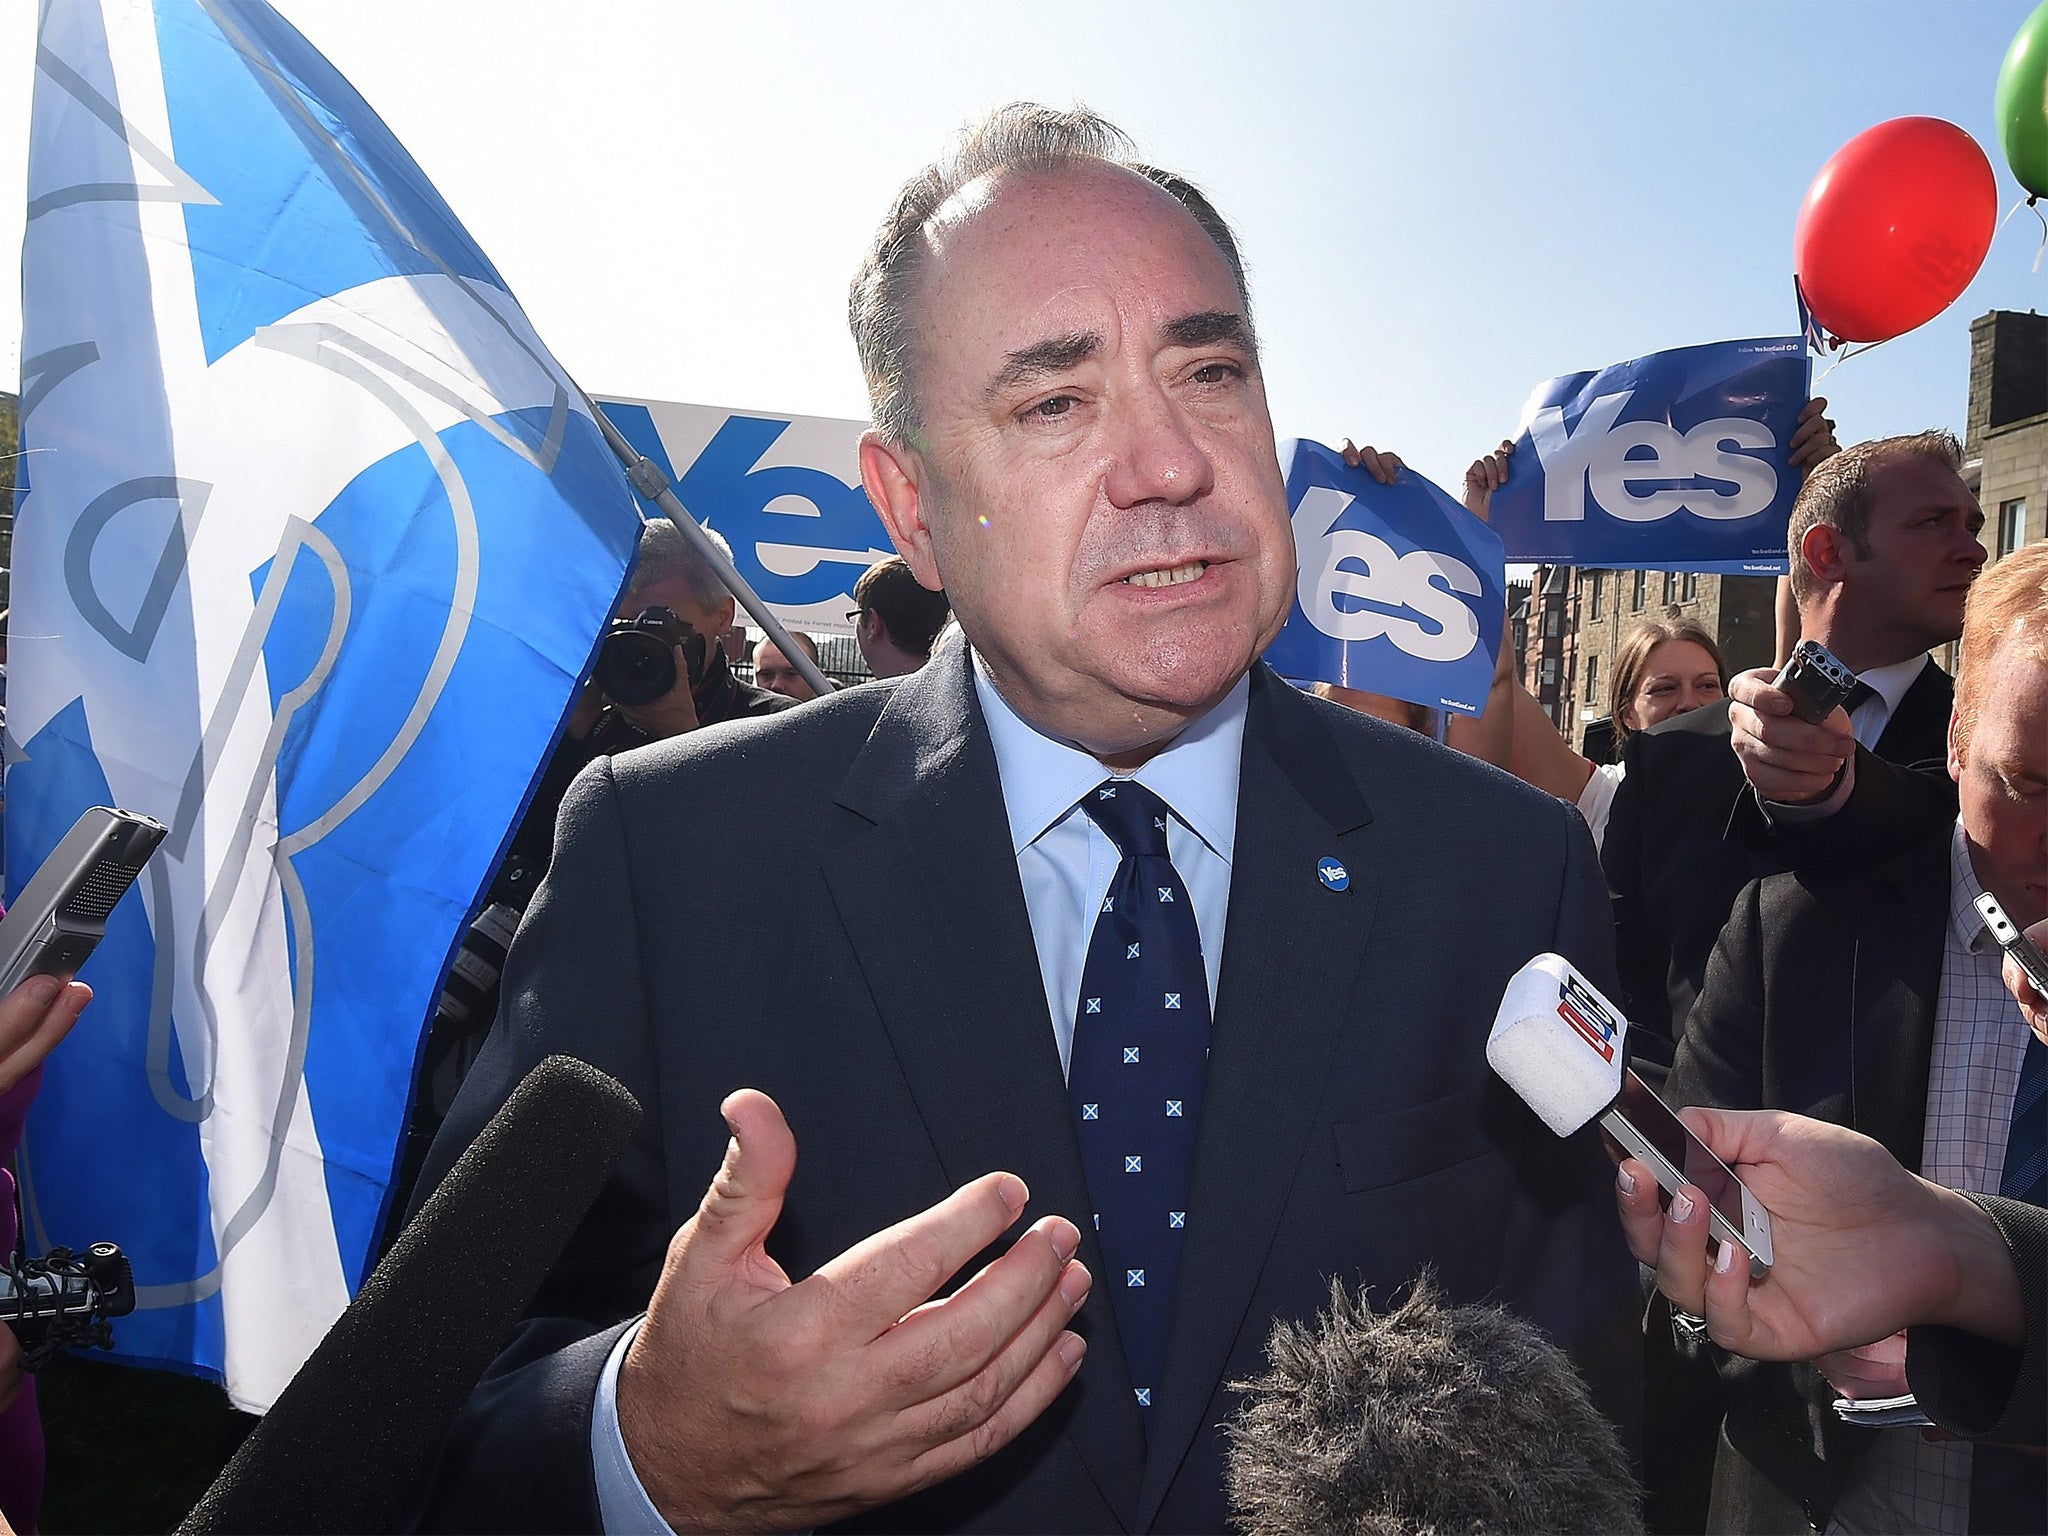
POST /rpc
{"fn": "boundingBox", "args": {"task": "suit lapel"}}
[1848,832,1950,1171]
[1874,660,1954,770]
[822,639,1146,1526]
[1137,671,1376,1527]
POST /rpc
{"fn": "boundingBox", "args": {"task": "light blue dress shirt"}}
[591,654,1249,1531]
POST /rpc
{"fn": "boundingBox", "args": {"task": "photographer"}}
[388,518,792,1229]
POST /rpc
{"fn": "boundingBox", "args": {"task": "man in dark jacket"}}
[1668,543,2047,1533]
[1603,431,1984,1083]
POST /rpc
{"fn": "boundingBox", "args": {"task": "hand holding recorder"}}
[1727,640,1862,808]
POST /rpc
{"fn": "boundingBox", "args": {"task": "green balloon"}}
[1997,0,2048,197]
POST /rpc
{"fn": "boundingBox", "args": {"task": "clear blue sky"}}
[5,1,2042,494]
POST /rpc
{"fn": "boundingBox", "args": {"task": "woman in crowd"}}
[1506,617,1728,851]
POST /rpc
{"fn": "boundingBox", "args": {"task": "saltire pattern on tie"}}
[14,0,642,1409]
[1067,779,1210,1418]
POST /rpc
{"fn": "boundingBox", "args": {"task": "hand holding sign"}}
[1265,441,1505,717]
[1488,338,1810,572]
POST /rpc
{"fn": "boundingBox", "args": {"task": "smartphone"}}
[1773,639,1859,725]
[1600,1068,1774,1277]
[1975,890,2048,996]
[0,807,167,993]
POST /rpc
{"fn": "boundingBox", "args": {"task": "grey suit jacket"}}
[407,634,1641,1533]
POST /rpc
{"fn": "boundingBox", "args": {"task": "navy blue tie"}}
[2000,1032,2045,1206]
[1068,779,1210,1421]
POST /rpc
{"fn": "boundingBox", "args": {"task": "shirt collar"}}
[1948,816,1996,956]
[1856,653,1930,717]
[970,650,1247,864]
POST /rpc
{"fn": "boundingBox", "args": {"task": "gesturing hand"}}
[617,1090,1091,1532]
[1615,1107,2023,1364]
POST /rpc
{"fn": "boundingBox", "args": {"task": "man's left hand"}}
[614,645,702,739]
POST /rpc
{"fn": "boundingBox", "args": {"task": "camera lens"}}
[597,629,677,705]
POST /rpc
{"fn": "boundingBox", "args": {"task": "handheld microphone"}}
[1485,952,1628,1137]
[179,1055,642,1535]
[1225,1272,1644,1535]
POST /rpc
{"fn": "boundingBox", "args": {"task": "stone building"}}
[1964,309,2046,564]
[1517,562,1774,761]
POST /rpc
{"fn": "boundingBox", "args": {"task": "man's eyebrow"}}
[1164,310,1257,358]
[986,331,1102,398]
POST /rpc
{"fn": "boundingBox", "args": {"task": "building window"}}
[1540,657,1558,686]
[1682,572,1700,601]
[1632,570,1647,611]
[1543,608,1562,639]
[1999,498,2028,559]
[1662,571,1676,603]
[1589,572,1604,620]
[1584,653,1600,704]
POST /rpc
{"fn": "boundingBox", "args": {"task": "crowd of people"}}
[5,101,2043,1536]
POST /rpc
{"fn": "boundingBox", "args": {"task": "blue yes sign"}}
[1265,440,1506,717]
[596,399,893,634]
[1487,337,1810,573]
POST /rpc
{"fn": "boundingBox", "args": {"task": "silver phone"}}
[1975,890,2048,996]
[0,807,167,992]
[1601,1068,1774,1277]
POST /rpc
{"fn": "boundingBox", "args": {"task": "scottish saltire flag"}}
[13,0,641,1408]
[1487,337,1810,573]
[598,398,893,637]
[1265,440,1506,717]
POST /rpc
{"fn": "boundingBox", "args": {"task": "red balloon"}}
[1794,117,1997,344]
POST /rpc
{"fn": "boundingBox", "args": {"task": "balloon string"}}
[1997,194,2048,272]
[1817,334,1898,384]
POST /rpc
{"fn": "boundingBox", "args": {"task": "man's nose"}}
[1102,385,1215,509]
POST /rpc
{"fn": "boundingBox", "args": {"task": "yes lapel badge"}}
[1317,856,1350,892]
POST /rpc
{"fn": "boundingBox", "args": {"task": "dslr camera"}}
[595,607,708,706]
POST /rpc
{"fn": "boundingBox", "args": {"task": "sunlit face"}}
[1621,639,1723,732]
[1951,642,2048,930]
[1847,457,1986,655]
[753,640,817,701]
[859,163,1295,762]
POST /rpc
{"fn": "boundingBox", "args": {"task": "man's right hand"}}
[1729,668,1855,806]
[613,645,703,741]
[617,1090,1091,1532]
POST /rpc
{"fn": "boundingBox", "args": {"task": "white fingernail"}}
[1671,1191,1694,1223]
[1617,1166,1636,1197]
[1715,1240,1737,1274]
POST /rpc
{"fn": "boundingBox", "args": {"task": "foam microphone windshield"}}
[1225,1273,1644,1536]
[180,1055,641,1535]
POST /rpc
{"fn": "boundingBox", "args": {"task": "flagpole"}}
[583,399,838,699]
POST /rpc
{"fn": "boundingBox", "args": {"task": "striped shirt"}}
[1829,819,2033,1534]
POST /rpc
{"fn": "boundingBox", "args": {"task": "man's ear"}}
[1800,524,1852,591]
[1947,703,1965,785]
[859,431,945,591]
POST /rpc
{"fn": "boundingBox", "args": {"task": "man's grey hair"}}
[848,102,1254,444]
[627,517,735,614]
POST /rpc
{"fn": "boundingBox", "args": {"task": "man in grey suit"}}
[410,104,1639,1534]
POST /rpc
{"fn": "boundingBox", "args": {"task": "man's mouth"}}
[1121,560,1208,589]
